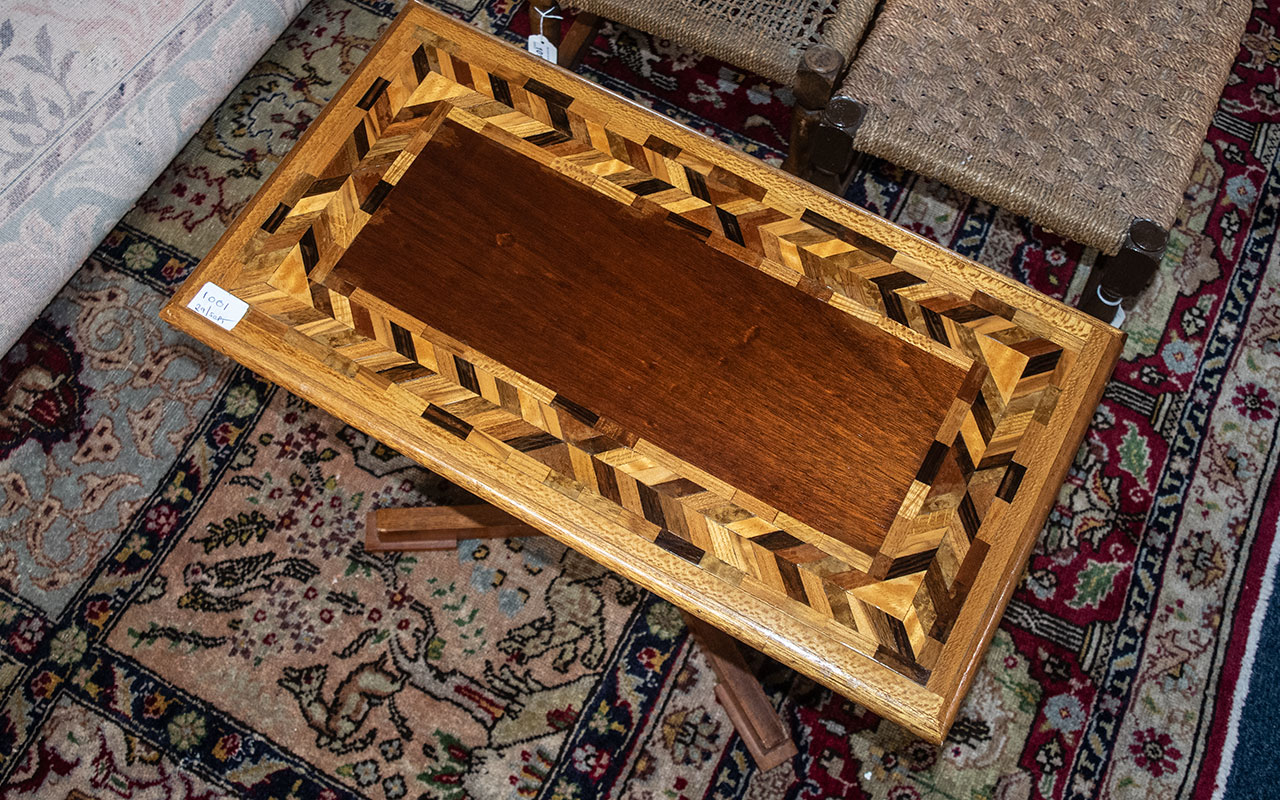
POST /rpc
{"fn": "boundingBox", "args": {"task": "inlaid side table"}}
[161,1,1122,751]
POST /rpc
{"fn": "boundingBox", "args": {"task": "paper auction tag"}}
[528,34,557,63]
[187,282,249,331]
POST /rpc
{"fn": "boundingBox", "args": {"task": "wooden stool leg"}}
[365,505,543,551]
[783,44,845,176]
[1077,218,1167,326]
[682,611,798,772]
[557,12,600,70]
[802,96,866,196]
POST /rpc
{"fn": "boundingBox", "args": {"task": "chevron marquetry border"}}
[217,27,1075,684]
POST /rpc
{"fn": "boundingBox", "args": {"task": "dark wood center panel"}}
[331,120,965,552]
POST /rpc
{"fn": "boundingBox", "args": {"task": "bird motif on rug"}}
[177,552,319,612]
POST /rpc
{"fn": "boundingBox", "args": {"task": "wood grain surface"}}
[334,119,964,552]
[160,1,1124,743]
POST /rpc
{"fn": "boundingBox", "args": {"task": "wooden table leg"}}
[681,611,798,771]
[369,504,797,770]
[365,505,543,551]
[557,12,600,70]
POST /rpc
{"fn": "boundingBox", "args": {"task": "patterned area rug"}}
[1,1,1278,798]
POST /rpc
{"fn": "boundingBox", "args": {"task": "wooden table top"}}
[161,1,1122,743]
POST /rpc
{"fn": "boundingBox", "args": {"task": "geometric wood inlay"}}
[338,119,968,555]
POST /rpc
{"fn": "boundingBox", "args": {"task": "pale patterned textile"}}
[0,0,308,354]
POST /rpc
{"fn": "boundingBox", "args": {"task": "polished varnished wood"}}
[334,119,964,553]
[161,2,1124,743]
[365,504,542,551]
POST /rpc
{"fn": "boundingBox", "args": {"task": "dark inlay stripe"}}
[957,492,980,540]
[942,304,990,323]
[972,290,1017,321]
[753,530,805,554]
[883,613,914,658]
[304,175,347,197]
[666,212,710,238]
[925,566,960,639]
[298,228,319,274]
[636,483,667,528]
[653,529,703,564]
[1023,348,1063,376]
[683,166,710,201]
[976,450,1014,471]
[886,548,938,579]
[453,356,480,394]
[422,404,472,439]
[361,180,394,214]
[261,202,290,233]
[489,74,512,107]
[914,440,949,485]
[522,78,574,109]
[550,394,599,426]
[643,135,681,158]
[953,436,975,478]
[799,208,898,263]
[629,178,671,196]
[970,392,995,441]
[353,120,370,159]
[546,102,572,135]
[356,77,390,110]
[879,284,909,325]
[378,363,431,381]
[777,559,807,602]
[455,59,476,89]
[412,45,430,83]
[395,102,439,122]
[593,459,621,504]
[799,208,842,235]
[996,462,1026,502]
[525,130,572,147]
[873,271,926,292]
[389,321,416,360]
[507,432,562,452]
[921,306,950,345]
[874,643,930,684]
[715,206,745,245]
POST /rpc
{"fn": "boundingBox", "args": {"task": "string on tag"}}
[534,4,563,36]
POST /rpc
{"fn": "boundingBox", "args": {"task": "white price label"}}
[528,34,557,63]
[186,282,249,331]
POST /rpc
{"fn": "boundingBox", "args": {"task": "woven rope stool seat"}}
[829,0,1251,254]
[572,0,875,84]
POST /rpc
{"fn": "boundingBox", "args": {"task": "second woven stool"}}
[801,0,1252,323]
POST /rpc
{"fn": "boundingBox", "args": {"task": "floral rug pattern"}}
[2,0,1279,798]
